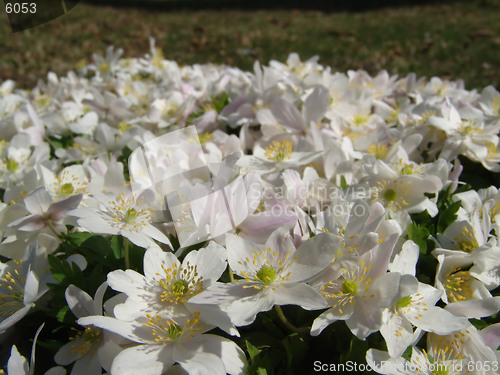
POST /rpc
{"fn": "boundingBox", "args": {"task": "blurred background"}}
[0,0,499,90]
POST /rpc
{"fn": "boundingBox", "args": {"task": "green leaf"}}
[62,231,94,246]
[56,306,70,323]
[256,369,268,375]
[437,200,461,233]
[340,175,349,190]
[212,92,229,113]
[246,340,261,361]
[282,333,308,373]
[406,223,430,254]
[111,235,123,259]
[340,336,369,363]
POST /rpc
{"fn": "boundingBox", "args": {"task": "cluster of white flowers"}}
[1,40,500,374]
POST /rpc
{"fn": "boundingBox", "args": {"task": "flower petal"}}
[111,345,173,375]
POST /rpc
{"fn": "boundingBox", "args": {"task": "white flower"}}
[54,283,122,375]
[190,227,335,326]
[237,139,322,176]
[310,233,401,339]
[367,345,469,375]
[40,165,89,200]
[107,242,237,336]
[428,100,500,165]
[8,187,82,235]
[382,241,469,357]
[0,242,48,334]
[69,193,171,251]
[78,311,247,375]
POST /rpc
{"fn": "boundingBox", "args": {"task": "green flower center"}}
[167,323,182,340]
[82,326,102,344]
[264,141,293,162]
[395,295,412,308]
[383,188,397,201]
[71,326,102,356]
[256,265,278,285]
[400,165,414,175]
[124,208,138,224]
[172,279,189,296]
[60,183,74,196]
[6,159,18,172]
[341,279,358,295]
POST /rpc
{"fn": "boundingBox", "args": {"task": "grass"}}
[0,2,499,90]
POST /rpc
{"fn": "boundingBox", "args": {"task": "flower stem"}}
[123,238,130,269]
[274,305,310,334]
[228,266,235,282]
[46,220,64,241]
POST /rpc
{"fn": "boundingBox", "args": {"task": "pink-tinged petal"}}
[183,242,227,285]
[143,247,179,281]
[24,187,52,215]
[264,226,296,258]
[287,232,337,282]
[65,285,94,319]
[185,335,247,375]
[380,310,415,358]
[479,322,500,350]
[273,283,327,310]
[47,194,83,221]
[238,211,297,244]
[445,297,500,319]
[227,291,275,326]
[107,269,149,297]
[303,85,330,126]
[282,169,305,206]
[8,215,45,231]
[111,345,172,375]
[54,339,85,365]
[175,349,226,375]
[270,98,304,131]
